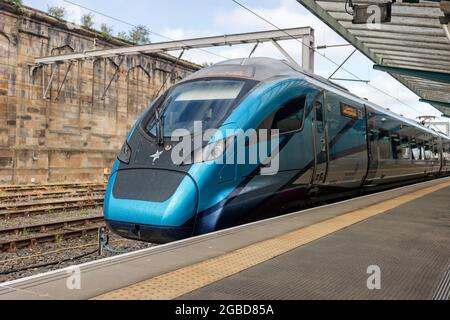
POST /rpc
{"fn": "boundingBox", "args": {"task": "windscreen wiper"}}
[154,95,173,146]
[155,108,164,146]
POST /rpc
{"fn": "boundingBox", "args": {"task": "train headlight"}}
[208,140,225,160]
[118,141,132,164]
[192,137,234,163]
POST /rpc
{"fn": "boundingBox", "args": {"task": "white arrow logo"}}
[150,150,164,164]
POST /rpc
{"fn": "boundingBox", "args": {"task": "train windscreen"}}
[145,79,251,138]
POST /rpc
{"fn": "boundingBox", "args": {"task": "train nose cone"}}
[104,169,198,243]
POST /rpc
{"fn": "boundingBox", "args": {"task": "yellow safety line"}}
[94,180,450,300]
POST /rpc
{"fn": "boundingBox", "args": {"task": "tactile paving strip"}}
[94,180,450,300]
[433,266,450,300]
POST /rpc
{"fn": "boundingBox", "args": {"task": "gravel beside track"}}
[0,232,154,283]
[0,182,154,283]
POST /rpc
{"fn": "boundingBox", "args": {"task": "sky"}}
[23,0,449,130]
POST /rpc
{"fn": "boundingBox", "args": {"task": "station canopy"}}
[297,0,450,117]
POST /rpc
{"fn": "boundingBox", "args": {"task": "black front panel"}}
[106,220,194,244]
[113,169,185,202]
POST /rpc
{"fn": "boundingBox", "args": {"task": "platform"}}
[1,177,449,300]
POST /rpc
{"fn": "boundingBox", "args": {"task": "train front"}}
[104,75,257,244]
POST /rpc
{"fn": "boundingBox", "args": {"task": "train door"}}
[311,93,328,185]
[323,92,368,187]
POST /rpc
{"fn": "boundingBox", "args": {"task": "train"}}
[104,57,450,244]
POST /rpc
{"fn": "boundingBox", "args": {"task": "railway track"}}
[0,182,106,219]
[0,195,105,219]
[0,188,106,203]
[0,182,106,193]
[0,216,105,252]
[0,182,108,251]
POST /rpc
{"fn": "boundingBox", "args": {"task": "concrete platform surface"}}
[181,186,450,300]
[0,177,449,300]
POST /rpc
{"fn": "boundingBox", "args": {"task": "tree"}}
[117,31,128,41]
[116,26,151,44]
[47,6,66,20]
[100,23,113,36]
[100,23,114,40]
[128,25,151,44]
[5,0,22,6]
[81,13,95,29]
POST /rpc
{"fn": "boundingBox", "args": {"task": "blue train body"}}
[104,58,450,243]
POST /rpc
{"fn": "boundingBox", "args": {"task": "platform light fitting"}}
[440,0,450,23]
[440,0,450,42]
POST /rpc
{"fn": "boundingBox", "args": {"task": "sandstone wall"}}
[0,3,198,185]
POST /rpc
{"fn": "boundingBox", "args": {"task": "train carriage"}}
[104,58,450,243]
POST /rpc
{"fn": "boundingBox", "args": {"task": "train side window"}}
[315,100,324,133]
[444,143,450,161]
[378,128,392,159]
[411,139,419,160]
[424,139,433,160]
[401,136,411,160]
[418,139,427,160]
[416,139,425,160]
[392,134,410,160]
[433,140,441,160]
[272,96,306,134]
[391,134,401,159]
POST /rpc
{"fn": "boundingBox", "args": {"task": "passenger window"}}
[424,140,433,160]
[392,134,410,160]
[414,138,429,161]
[391,134,401,160]
[272,96,306,134]
[444,143,450,161]
[315,100,324,133]
[433,141,441,160]
[411,139,419,160]
[400,136,411,160]
[378,128,392,159]
[417,139,425,160]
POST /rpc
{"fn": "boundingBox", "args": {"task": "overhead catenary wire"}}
[230,0,427,117]
[60,0,426,117]
[61,0,230,61]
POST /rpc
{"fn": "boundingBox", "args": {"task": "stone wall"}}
[0,3,199,185]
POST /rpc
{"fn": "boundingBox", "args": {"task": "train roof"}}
[183,58,449,140]
[183,57,348,91]
[183,57,295,81]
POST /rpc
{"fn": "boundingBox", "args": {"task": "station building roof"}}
[297,0,450,117]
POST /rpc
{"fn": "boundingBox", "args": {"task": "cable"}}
[0,248,98,276]
[230,0,426,116]
[0,243,98,265]
[345,0,354,16]
[61,0,230,60]
[0,239,136,265]
[101,244,129,254]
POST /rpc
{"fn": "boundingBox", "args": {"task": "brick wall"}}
[0,3,199,185]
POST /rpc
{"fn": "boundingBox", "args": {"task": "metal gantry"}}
[32,27,315,101]
[34,27,315,72]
